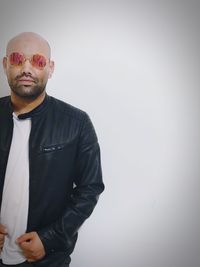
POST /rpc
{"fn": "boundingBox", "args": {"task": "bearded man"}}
[0,32,104,267]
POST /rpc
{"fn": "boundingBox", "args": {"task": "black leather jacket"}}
[0,94,104,266]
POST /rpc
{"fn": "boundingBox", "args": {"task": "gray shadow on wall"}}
[0,87,10,97]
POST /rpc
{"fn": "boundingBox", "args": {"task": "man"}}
[0,32,104,267]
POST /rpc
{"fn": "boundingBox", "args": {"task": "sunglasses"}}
[7,52,49,70]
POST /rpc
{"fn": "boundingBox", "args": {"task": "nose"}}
[20,58,34,74]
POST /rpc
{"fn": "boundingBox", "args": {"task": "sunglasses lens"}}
[9,52,24,66]
[8,53,47,69]
[32,54,47,69]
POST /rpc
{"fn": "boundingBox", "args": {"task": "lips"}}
[18,79,35,82]
[17,78,36,84]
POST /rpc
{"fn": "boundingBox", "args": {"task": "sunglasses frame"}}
[6,52,49,70]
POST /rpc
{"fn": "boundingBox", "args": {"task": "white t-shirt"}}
[0,113,31,264]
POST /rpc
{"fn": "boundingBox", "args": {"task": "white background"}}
[0,1,200,266]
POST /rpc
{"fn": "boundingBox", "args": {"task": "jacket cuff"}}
[37,228,58,255]
[37,227,78,255]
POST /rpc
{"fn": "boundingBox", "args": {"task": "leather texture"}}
[0,94,104,266]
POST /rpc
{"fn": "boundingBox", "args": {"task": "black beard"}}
[9,83,46,100]
[8,72,47,100]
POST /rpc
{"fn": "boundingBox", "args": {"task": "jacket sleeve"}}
[37,112,105,254]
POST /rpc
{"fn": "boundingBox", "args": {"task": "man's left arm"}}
[18,113,104,261]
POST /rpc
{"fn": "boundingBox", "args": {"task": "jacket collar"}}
[9,93,49,120]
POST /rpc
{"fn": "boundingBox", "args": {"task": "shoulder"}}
[0,96,10,110]
[47,95,96,140]
[48,95,90,123]
[0,95,10,105]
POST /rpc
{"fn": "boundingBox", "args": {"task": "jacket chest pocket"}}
[39,143,67,154]
[37,141,77,159]
[32,142,77,180]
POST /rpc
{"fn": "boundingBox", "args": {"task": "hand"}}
[0,224,7,250]
[16,232,45,262]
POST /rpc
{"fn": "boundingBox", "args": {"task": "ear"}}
[48,60,55,79]
[2,57,7,74]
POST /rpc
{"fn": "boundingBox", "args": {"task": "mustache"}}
[15,73,38,83]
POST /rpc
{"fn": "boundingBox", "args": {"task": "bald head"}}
[6,32,51,58]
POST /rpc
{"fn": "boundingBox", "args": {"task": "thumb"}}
[0,224,8,234]
[16,232,34,244]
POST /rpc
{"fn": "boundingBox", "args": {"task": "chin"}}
[11,86,46,99]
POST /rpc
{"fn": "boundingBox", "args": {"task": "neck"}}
[11,92,46,116]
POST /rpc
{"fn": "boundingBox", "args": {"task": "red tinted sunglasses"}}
[7,52,49,70]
